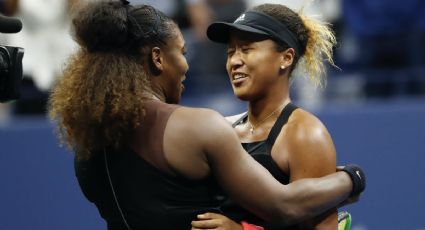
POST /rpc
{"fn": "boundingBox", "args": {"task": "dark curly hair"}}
[49,1,177,159]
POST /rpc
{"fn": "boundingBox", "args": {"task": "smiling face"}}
[226,30,285,101]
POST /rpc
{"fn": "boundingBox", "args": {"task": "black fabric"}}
[341,164,366,197]
[75,101,223,230]
[76,150,222,230]
[221,103,298,227]
[207,11,303,56]
[266,103,298,153]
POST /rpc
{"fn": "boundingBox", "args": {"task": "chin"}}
[233,90,250,102]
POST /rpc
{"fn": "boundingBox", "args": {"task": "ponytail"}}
[297,12,338,87]
[253,3,338,88]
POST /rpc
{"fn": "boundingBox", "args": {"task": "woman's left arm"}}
[279,111,338,229]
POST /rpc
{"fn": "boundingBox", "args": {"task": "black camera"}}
[0,14,24,103]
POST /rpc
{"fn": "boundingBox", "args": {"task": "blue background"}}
[1,98,424,230]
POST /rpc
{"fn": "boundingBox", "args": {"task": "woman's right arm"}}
[165,108,361,227]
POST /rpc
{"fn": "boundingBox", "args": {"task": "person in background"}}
[1,0,78,115]
[183,0,246,98]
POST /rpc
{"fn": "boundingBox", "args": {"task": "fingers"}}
[191,219,219,229]
[192,213,222,229]
[192,212,243,230]
[197,212,223,220]
[191,213,228,229]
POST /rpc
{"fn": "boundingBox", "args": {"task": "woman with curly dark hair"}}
[48,1,364,229]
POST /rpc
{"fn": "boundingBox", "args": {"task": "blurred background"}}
[0,0,424,229]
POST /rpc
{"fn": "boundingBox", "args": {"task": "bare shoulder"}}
[170,106,232,135]
[225,112,246,125]
[173,106,220,118]
[163,106,231,179]
[167,105,241,160]
[282,108,336,181]
[284,108,334,153]
[286,108,328,139]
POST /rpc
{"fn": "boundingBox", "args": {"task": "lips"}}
[181,77,186,92]
[231,72,248,85]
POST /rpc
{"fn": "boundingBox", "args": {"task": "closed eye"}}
[227,48,235,56]
[241,46,252,53]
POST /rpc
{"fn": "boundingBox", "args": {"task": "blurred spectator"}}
[341,0,425,98]
[0,0,18,16]
[131,0,191,28]
[1,0,78,115]
[0,0,19,119]
[183,0,247,96]
[343,0,425,69]
[14,0,77,91]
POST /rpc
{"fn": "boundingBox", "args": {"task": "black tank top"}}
[75,101,222,230]
[220,103,298,228]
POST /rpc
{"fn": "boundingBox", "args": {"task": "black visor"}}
[207,10,304,56]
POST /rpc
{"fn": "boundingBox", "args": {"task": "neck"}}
[248,93,290,124]
[149,84,166,102]
[248,74,291,120]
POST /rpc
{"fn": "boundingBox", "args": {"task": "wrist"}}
[341,164,366,197]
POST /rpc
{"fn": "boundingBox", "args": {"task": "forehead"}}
[166,24,185,47]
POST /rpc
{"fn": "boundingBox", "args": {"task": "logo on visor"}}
[234,13,245,23]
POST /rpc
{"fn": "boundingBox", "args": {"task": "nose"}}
[183,56,189,74]
[227,50,243,71]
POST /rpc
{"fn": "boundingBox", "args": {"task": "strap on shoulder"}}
[266,103,298,152]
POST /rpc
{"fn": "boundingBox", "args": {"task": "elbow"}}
[268,203,306,227]
[270,186,319,227]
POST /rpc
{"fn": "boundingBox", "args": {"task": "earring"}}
[280,65,286,70]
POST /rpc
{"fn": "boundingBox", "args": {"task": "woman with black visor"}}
[192,3,359,230]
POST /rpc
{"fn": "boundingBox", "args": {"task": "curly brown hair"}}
[253,4,337,87]
[48,1,176,159]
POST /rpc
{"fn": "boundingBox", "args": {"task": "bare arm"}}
[203,109,352,226]
[283,111,338,228]
[165,108,353,227]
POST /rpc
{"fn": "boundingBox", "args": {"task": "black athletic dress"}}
[220,103,299,229]
[75,101,222,230]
